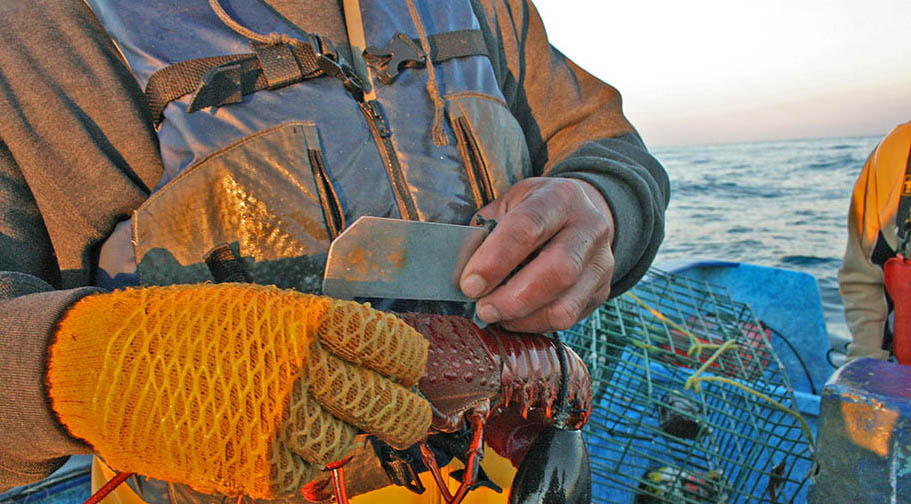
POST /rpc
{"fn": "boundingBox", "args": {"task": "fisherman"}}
[0,0,669,502]
[839,122,911,362]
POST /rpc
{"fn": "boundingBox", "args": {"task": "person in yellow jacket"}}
[838,122,911,361]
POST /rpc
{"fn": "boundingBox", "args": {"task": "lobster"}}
[84,313,594,504]
[301,313,594,504]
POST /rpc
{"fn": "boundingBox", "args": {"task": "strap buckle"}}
[315,52,365,101]
[302,32,365,101]
[251,42,303,90]
[899,218,911,258]
[364,33,426,84]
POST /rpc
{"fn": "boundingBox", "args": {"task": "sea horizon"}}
[652,134,883,348]
[649,131,887,150]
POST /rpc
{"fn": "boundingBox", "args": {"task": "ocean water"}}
[652,135,884,347]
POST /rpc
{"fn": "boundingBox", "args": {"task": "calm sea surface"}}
[652,135,884,346]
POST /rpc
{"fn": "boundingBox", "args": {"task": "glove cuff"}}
[46,292,123,445]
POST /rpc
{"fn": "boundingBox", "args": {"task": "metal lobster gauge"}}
[561,269,817,504]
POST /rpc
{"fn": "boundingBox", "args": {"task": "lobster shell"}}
[400,314,593,465]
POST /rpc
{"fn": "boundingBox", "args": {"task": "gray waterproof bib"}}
[90,0,532,295]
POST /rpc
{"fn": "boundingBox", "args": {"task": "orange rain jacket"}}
[839,122,911,361]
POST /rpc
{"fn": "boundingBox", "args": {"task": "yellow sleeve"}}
[838,123,911,360]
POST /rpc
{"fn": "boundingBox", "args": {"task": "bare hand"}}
[459,177,615,332]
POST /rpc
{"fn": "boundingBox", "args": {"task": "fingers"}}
[307,343,431,449]
[500,246,613,332]
[282,378,357,465]
[317,300,428,387]
[273,366,361,498]
[474,220,606,324]
[267,450,317,497]
[459,177,615,332]
[459,179,572,300]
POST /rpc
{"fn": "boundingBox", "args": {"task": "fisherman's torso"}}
[85,0,530,501]
[91,0,532,297]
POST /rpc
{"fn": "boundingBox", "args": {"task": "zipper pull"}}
[364,100,391,137]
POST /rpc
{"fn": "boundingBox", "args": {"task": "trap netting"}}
[561,269,817,504]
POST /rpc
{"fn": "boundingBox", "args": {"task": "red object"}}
[83,471,132,504]
[665,316,772,379]
[885,254,911,364]
[326,457,352,504]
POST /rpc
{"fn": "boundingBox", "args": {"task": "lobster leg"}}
[325,456,354,504]
[419,442,453,501]
[418,407,489,504]
[448,411,487,504]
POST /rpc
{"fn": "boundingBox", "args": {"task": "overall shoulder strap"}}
[894,141,911,252]
[144,29,488,127]
[144,37,334,126]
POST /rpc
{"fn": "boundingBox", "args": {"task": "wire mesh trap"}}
[561,269,816,503]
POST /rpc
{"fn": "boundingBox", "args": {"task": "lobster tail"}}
[504,331,593,503]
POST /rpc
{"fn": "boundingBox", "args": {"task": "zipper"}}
[317,51,419,221]
[308,147,346,240]
[454,116,495,206]
[358,99,419,221]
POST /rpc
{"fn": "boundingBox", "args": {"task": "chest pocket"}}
[447,92,532,207]
[133,121,343,293]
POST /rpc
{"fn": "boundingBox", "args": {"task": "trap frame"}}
[561,269,817,503]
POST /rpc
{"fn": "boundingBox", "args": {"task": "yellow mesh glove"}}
[46,283,430,499]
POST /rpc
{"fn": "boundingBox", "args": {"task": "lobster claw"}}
[508,425,592,504]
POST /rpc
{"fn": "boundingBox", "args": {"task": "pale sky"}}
[534,0,911,147]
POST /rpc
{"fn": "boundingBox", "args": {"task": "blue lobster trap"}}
[561,269,817,503]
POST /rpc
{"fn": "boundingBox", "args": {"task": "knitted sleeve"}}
[0,0,162,488]
[0,126,98,491]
